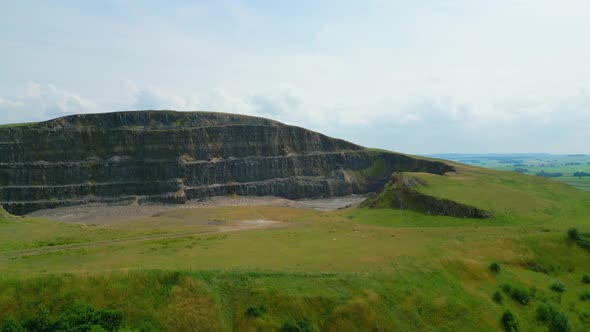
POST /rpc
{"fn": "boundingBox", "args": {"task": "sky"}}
[1,0,589,154]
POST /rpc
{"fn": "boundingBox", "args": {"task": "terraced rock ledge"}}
[360,173,492,218]
[0,111,454,215]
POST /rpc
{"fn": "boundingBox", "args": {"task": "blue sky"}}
[1,0,589,154]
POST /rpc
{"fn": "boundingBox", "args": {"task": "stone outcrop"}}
[359,173,491,219]
[0,111,454,215]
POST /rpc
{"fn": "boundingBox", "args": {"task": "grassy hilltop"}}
[1,163,590,331]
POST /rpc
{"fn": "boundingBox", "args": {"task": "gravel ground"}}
[28,195,367,224]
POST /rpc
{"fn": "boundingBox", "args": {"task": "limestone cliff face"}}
[0,111,454,214]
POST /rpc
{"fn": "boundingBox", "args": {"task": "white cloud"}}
[0,82,96,123]
[2,1,590,153]
[126,82,191,111]
[2,78,589,154]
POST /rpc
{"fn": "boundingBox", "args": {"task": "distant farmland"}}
[428,153,590,191]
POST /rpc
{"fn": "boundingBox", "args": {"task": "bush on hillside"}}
[280,319,314,332]
[549,312,571,332]
[580,291,590,301]
[567,228,579,240]
[245,306,265,318]
[583,275,590,284]
[0,318,25,332]
[550,282,565,293]
[536,303,571,331]
[489,262,501,273]
[500,283,533,305]
[4,303,123,332]
[493,291,503,304]
[501,310,519,332]
[536,303,558,323]
[510,286,532,305]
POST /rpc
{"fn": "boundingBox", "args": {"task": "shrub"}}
[568,228,579,240]
[550,282,565,293]
[536,303,571,331]
[580,291,590,301]
[583,275,590,284]
[245,306,265,318]
[536,303,558,323]
[549,312,571,332]
[15,303,123,332]
[94,308,123,331]
[489,262,501,273]
[281,320,314,332]
[55,304,122,331]
[510,286,531,305]
[21,308,54,332]
[493,291,503,304]
[501,283,531,305]
[0,318,25,332]
[501,310,519,332]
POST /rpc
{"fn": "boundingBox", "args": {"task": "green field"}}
[430,153,590,191]
[1,165,590,331]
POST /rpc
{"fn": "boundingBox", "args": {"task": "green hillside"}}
[363,163,590,225]
[1,164,590,331]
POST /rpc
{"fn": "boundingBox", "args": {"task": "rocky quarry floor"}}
[28,194,367,224]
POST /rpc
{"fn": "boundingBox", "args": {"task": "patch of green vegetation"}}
[0,207,15,222]
[30,237,81,248]
[502,284,532,305]
[550,281,566,293]
[568,228,579,240]
[393,164,590,225]
[489,261,501,273]
[280,319,314,332]
[0,302,123,332]
[549,312,571,332]
[566,228,590,253]
[501,310,518,332]
[245,305,265,318]
[525,260,559,274]
[536,302,559,323]
[493,291,503,304]
[0,121,39,128]
[358,158,385,180]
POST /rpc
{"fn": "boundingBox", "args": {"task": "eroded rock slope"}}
[360,173,491,218]
[0,111,453,214]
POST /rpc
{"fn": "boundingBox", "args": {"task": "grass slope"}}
[396,163,590,225]
[1,165,590,331]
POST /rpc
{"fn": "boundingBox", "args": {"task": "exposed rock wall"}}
[0,111,454,214]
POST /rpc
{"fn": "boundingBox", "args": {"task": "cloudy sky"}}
[1,0,589,154]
